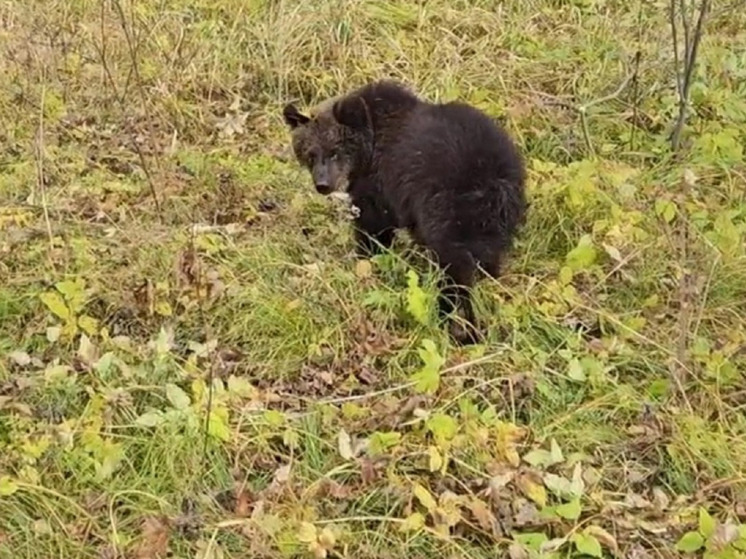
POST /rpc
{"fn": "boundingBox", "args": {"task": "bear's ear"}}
[332,95,371,130]
[283,104,310,129]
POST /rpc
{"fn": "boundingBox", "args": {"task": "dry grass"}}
[1,0,746,557]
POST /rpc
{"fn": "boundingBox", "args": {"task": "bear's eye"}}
[329,151,339,161]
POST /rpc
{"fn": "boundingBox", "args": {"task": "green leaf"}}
[513,532,549,551]
[39,291,70,321]
[555,498,582,520]
[676,531,704,553]
[426,413,457,446]
[0,476,19,497]
[405,269,430,325]
[135,411,164,427]
[572,531,602,557]
[227,375,256,398]
[567,358,586,382]
[55,279,86,312]
[565,235,597,271]
[523,438,564,467]
[411,338,445,394]
[654,199,677,224]
[698,507,716,538]
[559,265,574,285]
[368,431,401,456]
[165,383,191,410]
[95,440,123,481]
[208,410,231,441]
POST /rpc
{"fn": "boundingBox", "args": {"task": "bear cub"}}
[282,80,527,344]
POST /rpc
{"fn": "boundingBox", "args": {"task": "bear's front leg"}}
[350,194,396,258]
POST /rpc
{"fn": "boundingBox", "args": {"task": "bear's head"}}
[282,95,373,196]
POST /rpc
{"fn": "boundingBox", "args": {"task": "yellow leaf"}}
[297,521,317,543]
[428,445,443,472]
[318,527,336,549]
[413,483,438,512]
[399,512,425,532]
[78,315,99,336]
[517,473,547,507]
[355,259,372,278]
[495,421,525,467]
[40,291,70,321]
[155,300,173,317]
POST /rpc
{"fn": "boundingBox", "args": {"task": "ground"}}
[1,1,745,558]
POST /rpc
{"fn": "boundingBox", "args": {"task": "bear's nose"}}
[315,182,332,195]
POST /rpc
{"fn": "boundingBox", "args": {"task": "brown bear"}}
[282,80,527,344]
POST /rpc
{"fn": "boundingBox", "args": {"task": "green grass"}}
[1,0,746,557]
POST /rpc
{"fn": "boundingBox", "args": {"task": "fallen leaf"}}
[273,464,291,485]
[77,333,98,366]
[571,531,602,558]
[235,488,252,517]
[555,498,582,520]
[516,473,547,508]
[318,527,336,548]
[413,483,438,513]
[355,259,372,278]
[8,351,31,367]
[297,521,317,543]
[514,500,540,526]
[165,383,191,410]
[711,522,740,550]
[468,498,496,532]
[134,516,170,559]
[584,525,618,552]
[359,458,379,485]
[46,326,61,343]
[508,543,529,559]
[427,445,443,472]
[338,429,354,460]
[399,512,425,532]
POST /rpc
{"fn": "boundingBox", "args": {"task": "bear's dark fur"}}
[282,80,527,344]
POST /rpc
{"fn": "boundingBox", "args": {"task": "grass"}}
[1,0,745,557]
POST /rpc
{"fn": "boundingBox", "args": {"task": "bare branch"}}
[670,0,711,152]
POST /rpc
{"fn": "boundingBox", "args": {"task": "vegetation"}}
[1,0,745,557]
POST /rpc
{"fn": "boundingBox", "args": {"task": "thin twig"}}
[670,0,711,151]
[34,66,54,258]
[103,0,163,220]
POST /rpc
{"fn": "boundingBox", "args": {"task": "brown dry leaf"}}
[508,543,529,559]
[513,499,540,526]
[134,516,170,559]
[585,525,619,553]
[468,497,496,532]
[175,247,202,290]
[234,488,252,517]
[651,487,670,510]
[359,457,380,485]
[314,478,353,500]
[355,259,372,278]
[711,522,740,550]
